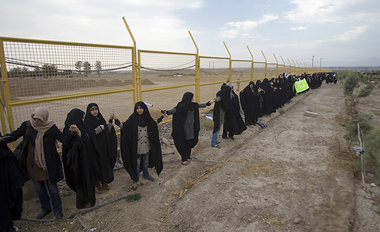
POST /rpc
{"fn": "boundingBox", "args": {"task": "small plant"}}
[125,193,141,202]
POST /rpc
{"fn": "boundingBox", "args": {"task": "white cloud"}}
[218,14,279,39]
[335,25,369,41]
[271,25,369,51]
[289,26,307,31]
[286,0,356,23]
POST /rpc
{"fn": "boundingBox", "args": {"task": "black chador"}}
[240,81,258,125]
[262,78,274,115]
[168,92,201,163]
[0,135,27,231]
[63,109,95,209]
[84,103,117,188]
[223,85,247,138]
[255,80,265,117]
[120,102,163,182]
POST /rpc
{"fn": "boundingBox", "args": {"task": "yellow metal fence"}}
[0,33,330,136]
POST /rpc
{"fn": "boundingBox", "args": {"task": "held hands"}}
[109,112,118,121]
[206,99,215,106]
[69,124,81,137]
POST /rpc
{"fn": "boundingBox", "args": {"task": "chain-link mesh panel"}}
[138,51,196,118]
[11,91,134,131]
[3,41,133,100]
[231,60,252,84]
[253,62,266,81]
[199,57,229,103]
[267,63,278,78]
[1,39,134,132]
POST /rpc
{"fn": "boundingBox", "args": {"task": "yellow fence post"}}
[122,17,138,104]
[188,31,200,103]
[223,42,232,82]
[0,90,7,135]
[273,53,279,77]
[0,39,7,134]
[0,39,15,133]
[261,50,267,78]
[247,46,254,81]
[137,50,142,101]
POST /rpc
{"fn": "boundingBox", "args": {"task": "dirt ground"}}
[13,81,380,232]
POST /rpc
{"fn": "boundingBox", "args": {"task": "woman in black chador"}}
[84,103,117,194]
[119,102,163,186]
[222,84,247,139]
[0,133,27,232]
[240,81,258,126]
[163,92,212,165]
[63,109,95,209]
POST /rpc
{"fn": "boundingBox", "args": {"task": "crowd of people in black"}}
[0,71,336,231]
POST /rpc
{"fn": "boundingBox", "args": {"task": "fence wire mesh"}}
[1,39,134,132]
[138,51,196,118]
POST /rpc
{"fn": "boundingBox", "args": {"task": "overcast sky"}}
[1,0,379,67]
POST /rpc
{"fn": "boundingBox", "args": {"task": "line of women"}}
[0,72,330,229]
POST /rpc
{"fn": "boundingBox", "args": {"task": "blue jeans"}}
[33,180,62,213]
[136,153,149,182]
[211,128,220,146]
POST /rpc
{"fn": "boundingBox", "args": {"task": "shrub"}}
[344,71,361,96]
[358,82,376,98]
[364,128,380,184]
[344,114,373,141]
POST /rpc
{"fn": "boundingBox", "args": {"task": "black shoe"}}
[36,209,52,219]
[143,175,155,181]
[229,136,234,140]
[222,136,228,139]
[54,211,63,219]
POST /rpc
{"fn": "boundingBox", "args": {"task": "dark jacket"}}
[2,121,64,183]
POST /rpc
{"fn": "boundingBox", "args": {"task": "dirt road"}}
[15,82,370,231]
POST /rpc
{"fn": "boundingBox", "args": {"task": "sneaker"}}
[54,211,63,219]
[36,209,51,219]
[102,183,110,190]
[7,225,16,232]
[182,161,189,165]
[131,182,138,190]
[143,175,155,181]
[212,144,220,148]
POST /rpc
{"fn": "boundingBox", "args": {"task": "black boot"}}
[36,209,52,219]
